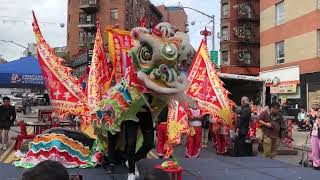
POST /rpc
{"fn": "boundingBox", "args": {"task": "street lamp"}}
[180,6,215,50]
[0,40,34,57]
[0,40,27,49]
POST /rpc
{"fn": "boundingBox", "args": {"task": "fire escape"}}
[234,1,259,66]
[78,0,99,49]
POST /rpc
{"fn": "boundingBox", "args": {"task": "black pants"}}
[235,135,252,157]
[108,112,154,173]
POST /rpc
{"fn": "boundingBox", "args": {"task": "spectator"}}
[259,102,286,159]
[297,108,307,130]
[44,93,50,106]
[307,105,319,131]
[311,111,320,170]
[21,160,70,180]
[281,100,289,116]
[202,114,211,147]
[0,96,16,150]
[235,96,252,156]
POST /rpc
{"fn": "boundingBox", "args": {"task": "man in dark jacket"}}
[236,96,252,156]
[0,97,16,150]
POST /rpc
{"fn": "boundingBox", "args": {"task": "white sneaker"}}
[127,173,136,180]
[2,144,7,151]
[125,161,140,179]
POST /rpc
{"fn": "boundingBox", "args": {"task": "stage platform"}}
[2,156,320,180]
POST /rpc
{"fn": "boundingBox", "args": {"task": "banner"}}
[166,40,235,156]
[186,40,234,124]
[87,20,113,112]
[32,11,88,116]
[106,27,133,83]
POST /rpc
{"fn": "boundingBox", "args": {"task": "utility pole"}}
[212,15,215,51]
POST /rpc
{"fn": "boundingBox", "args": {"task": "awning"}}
[0,56,44,88]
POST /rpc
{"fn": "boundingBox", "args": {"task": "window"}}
[79,32,85,45]
[86,15,92,22]
[221,50,229,65]
[222,3,229,18]
[221,26,229,41]
[276,1,285,25]
[111,9,119,20]
[276,41,285,64]
[244,52,251,64]
[317,30,320,57]
[68,14,70,23]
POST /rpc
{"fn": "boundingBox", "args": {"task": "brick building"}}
[157,5,188,32]
[259,1,320,109]
[67,0,163,77]
[220,0,260,75]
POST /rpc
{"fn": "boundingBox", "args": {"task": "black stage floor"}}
[3,156,320,180]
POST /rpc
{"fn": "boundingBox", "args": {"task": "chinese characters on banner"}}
[33,11,87,116]
[106,27,133,83]
[87,20,112,113]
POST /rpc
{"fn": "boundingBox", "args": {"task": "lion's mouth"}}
[137,70,189,94]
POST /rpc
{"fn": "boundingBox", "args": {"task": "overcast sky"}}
[0,0,220,61]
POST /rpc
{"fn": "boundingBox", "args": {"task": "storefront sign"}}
[266,76,280,86]
[11,74,43,85]
[270,83,297,94]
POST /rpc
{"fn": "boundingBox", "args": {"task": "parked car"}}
[15,101,23,112]
[0,94,22,107]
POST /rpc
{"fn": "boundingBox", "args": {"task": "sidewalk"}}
[292,125,311,152]
[0,110,38,162]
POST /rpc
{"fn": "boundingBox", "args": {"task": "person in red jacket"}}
[156,105,168,159]
[186,106,203,158]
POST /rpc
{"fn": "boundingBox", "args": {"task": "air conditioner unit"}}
[237,50,245,61]
[238,4,246,15]
[236,27,246,38]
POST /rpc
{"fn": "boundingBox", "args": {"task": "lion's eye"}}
[138,44,153,62]
[160,43,178,60]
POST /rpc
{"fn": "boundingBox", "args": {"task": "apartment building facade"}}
[67,0,163,77]
[220,0,260,75]
[157,5,188,32]
[259,0,320,108]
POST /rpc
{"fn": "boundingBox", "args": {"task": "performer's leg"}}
[216,134,222,154]
[186,133,194,158]
[125,121,139,174]
[157,123,166,157]
[193,127,202,157]
[135,112,154,161]
[107,131,118,166]
[222,135,228,154]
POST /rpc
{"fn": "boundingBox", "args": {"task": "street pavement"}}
[149,125,312,166]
